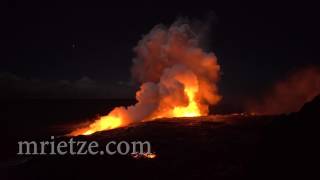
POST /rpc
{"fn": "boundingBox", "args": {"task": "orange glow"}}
[83,115,122,135]
[70,115,122,136]
[69,80,205,136]
[143,152,157,159]
[69,108,128,136]
[145,68,208,121]
[131,152,157,159]
[172,87,202,117]
[68,21,222,136]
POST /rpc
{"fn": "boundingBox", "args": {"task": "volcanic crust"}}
[5,95,320,180]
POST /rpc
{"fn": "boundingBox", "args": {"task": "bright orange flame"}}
[69,82,204,136]
[172,87,202,117]
[83,115,122,135]
[70,114,124,136]
[68,21,222,137]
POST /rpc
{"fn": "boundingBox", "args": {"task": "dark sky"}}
[2,1,320,101]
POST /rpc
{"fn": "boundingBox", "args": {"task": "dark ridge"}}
[251,94,320,179]
[298,94,320,116]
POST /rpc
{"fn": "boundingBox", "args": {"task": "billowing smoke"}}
[247,66,320,115]
[129,21,221,119]
[70,19,221,136]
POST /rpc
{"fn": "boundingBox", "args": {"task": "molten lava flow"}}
[172,87,202,117]
[69,19,222,136]
[69,108,129,136]
[131,152,157,159]
[70,83,204,136]
[70,115,122,136]
[83,115,122,135]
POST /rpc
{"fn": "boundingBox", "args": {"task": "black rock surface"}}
[4,95,319,180]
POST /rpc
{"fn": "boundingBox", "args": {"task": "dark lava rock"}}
[5,95,319,180]
[252,94,319,179]
[298,95,320,119]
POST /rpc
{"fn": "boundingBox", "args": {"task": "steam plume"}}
[247,66,320,115]
[70,19,221,136]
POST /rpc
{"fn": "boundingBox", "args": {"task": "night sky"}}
[2,1,320,103]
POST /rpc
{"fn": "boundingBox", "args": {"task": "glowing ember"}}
[69,19,221,136]
[131,152,157,159]
[144,153,157,159]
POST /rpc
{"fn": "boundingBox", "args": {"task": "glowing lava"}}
[69,109,127,136]
[83,115,122,135]
[70,83,204,136]
[172,87,202,117]
[69,19,222,136]
[131,152,157,159]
